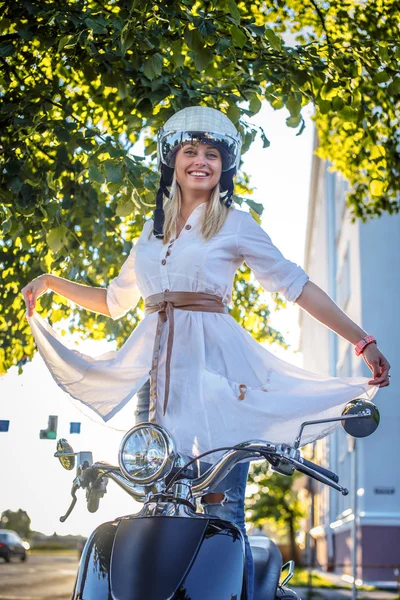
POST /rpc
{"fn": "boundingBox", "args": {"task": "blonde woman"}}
[22,106,390,599]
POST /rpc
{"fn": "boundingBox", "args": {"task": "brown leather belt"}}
[144,291,229,421]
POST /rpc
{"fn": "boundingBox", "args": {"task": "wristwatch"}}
[354,335,377,357]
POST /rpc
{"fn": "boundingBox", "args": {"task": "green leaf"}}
[143,53,163,80]
[249,95,262,115]
[184,29,204,52]
[88,165,104,184]
[170,41,184,68]
[228,0,241,23]
[286,98,301,117]
[46,226,69,253]
[121,24,135,54]
[387,77,400,95]
[265,29,282,51]
[0,42,15,57]
[216,38,231,54]
[260,130,270,148]
[373,71,391,84]
[318,99,331,114]
[271,98,284,110]
[54,127,71,142]
[116,195,134,217]
[231,25,247,49]
[85,18,108,35]
[104,160,123,183]
[196,18,218,37]
[246,199,264,215]
[118,80,128,100]
[58,35,76,52]
[293,70,309,86]
[246,24,265,37]
[194,48,212,71]
[339,106,357,123]
[286,115,301,128]
[227,104,240,124]
[332,96,344,111]
[108,182,123,195]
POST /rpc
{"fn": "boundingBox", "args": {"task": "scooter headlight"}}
[118,423,175,485]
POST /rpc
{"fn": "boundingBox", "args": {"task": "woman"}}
[22,106,390,598]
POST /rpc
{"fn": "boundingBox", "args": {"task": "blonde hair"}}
[149,171,232,244]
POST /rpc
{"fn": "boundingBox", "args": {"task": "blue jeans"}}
[135,379,254,599]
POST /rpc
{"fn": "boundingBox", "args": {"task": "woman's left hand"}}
[363,344,391,388]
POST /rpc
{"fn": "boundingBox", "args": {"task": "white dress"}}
[28,203,378,460]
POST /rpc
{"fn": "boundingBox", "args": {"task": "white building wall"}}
[300,145,400,581]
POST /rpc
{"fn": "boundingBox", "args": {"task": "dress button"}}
[161,259,166,265]
[185,224,192,230]
[166,251,171,256]
[164,288,169,292]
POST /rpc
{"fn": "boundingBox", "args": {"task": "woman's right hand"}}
[21,274,50,317]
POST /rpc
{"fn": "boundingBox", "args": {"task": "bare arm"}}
[295,280,367,344]
[21,273,111,318]
[295,280,391,387]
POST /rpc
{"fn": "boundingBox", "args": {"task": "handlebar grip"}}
[87,493,100,513]
[298,458,339,483]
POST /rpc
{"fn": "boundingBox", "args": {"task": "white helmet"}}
[157,106,242,172]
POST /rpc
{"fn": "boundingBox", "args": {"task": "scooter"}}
[55,398,380,600]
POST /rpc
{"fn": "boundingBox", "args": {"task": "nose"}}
[193,149,208,166]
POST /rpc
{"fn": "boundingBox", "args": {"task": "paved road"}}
[0,554,78,600]
[1,554,399,599]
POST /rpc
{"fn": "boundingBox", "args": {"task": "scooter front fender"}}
[73,515,246,600]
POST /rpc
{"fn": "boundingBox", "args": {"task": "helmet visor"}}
[158,131,240,172]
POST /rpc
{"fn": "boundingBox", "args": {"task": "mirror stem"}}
[294,413,371,449]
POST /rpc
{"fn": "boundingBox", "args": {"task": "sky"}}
[0,101,315,536]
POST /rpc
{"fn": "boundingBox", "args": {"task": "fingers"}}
[29,292,37,317]
[21,286,35,318]
[21,288,31,317]
[368,364,391,388]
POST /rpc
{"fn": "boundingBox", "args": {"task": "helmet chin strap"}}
[153,164,173,239]
[153,166,236,238]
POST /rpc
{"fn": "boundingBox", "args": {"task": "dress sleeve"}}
[238,212,309,303]
[106,243,141,320]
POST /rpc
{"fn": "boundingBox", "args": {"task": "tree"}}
[0,509,32,539]
[0,0,398,372]
[246,465,307,560]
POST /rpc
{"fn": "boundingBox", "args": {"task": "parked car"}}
[0,530,28,562]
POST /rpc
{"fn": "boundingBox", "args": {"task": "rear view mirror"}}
[341,399,380,438]
[294,398,380,449]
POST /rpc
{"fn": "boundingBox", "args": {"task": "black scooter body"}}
[73,515,246,600]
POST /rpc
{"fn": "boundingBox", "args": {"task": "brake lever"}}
[291,457,349,495]
[60,480,80,522]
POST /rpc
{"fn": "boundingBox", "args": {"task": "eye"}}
[207,152,218,159]
[184,149,196,155]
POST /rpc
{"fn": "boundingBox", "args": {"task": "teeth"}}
[189,172,208,177]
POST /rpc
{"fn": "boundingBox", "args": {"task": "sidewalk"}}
[293,588,399,599]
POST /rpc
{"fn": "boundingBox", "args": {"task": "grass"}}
[290,568,379,592]
[289,568,339,588]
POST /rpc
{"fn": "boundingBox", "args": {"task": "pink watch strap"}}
[354,335,377,356]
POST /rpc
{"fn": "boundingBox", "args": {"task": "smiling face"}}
[174,143,222,196]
